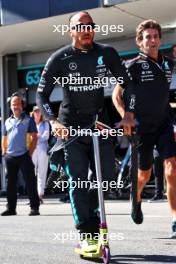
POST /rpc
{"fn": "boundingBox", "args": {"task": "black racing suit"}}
[124,53,176,170]
[37,42,134,235]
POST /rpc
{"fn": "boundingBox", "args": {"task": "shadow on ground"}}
[110,254,176,264]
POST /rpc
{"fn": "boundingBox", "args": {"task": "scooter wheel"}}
[102,246,110,264]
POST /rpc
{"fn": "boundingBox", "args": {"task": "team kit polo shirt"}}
[3,113,37,157]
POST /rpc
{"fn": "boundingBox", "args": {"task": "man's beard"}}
[82,43,92,50]
[80,39,93,50]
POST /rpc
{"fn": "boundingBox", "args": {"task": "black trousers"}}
[4,152,40,211]
[64,136,115,235]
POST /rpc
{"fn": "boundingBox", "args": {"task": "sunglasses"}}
[71,23,96,32]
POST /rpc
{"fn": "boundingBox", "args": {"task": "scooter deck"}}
[75,247,102,258]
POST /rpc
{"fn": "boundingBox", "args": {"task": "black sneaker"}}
[1,209,17,216]
[148,194,165,203]
[29,209,40,216]
[131,201,143,224]
[170,221,176,239]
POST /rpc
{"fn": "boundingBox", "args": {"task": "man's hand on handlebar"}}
[50,120,69,140]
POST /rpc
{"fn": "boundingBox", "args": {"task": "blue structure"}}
[0,0,101,25]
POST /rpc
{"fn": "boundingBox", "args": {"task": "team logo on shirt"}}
[69,62,77,70]
[164,61,169,70]
[142,62,149,70]
[97,56,103,65]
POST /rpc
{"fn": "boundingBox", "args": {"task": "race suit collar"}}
[139,52,164,64]
[72,42,95,53]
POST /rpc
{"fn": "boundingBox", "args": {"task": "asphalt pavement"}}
[0,198,176,264]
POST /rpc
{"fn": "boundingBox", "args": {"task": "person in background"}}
[148,148,166,202]
[31,106,50,204]
[113,20,176,238]
[170,45,176,91]
[1,93,40,216]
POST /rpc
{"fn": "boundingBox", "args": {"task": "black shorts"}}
[137,124,176,170]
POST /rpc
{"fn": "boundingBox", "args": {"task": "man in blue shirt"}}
[1,93,40,216]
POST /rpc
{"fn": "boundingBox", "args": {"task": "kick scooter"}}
[50,120,113,263]
[75,123,111,264]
